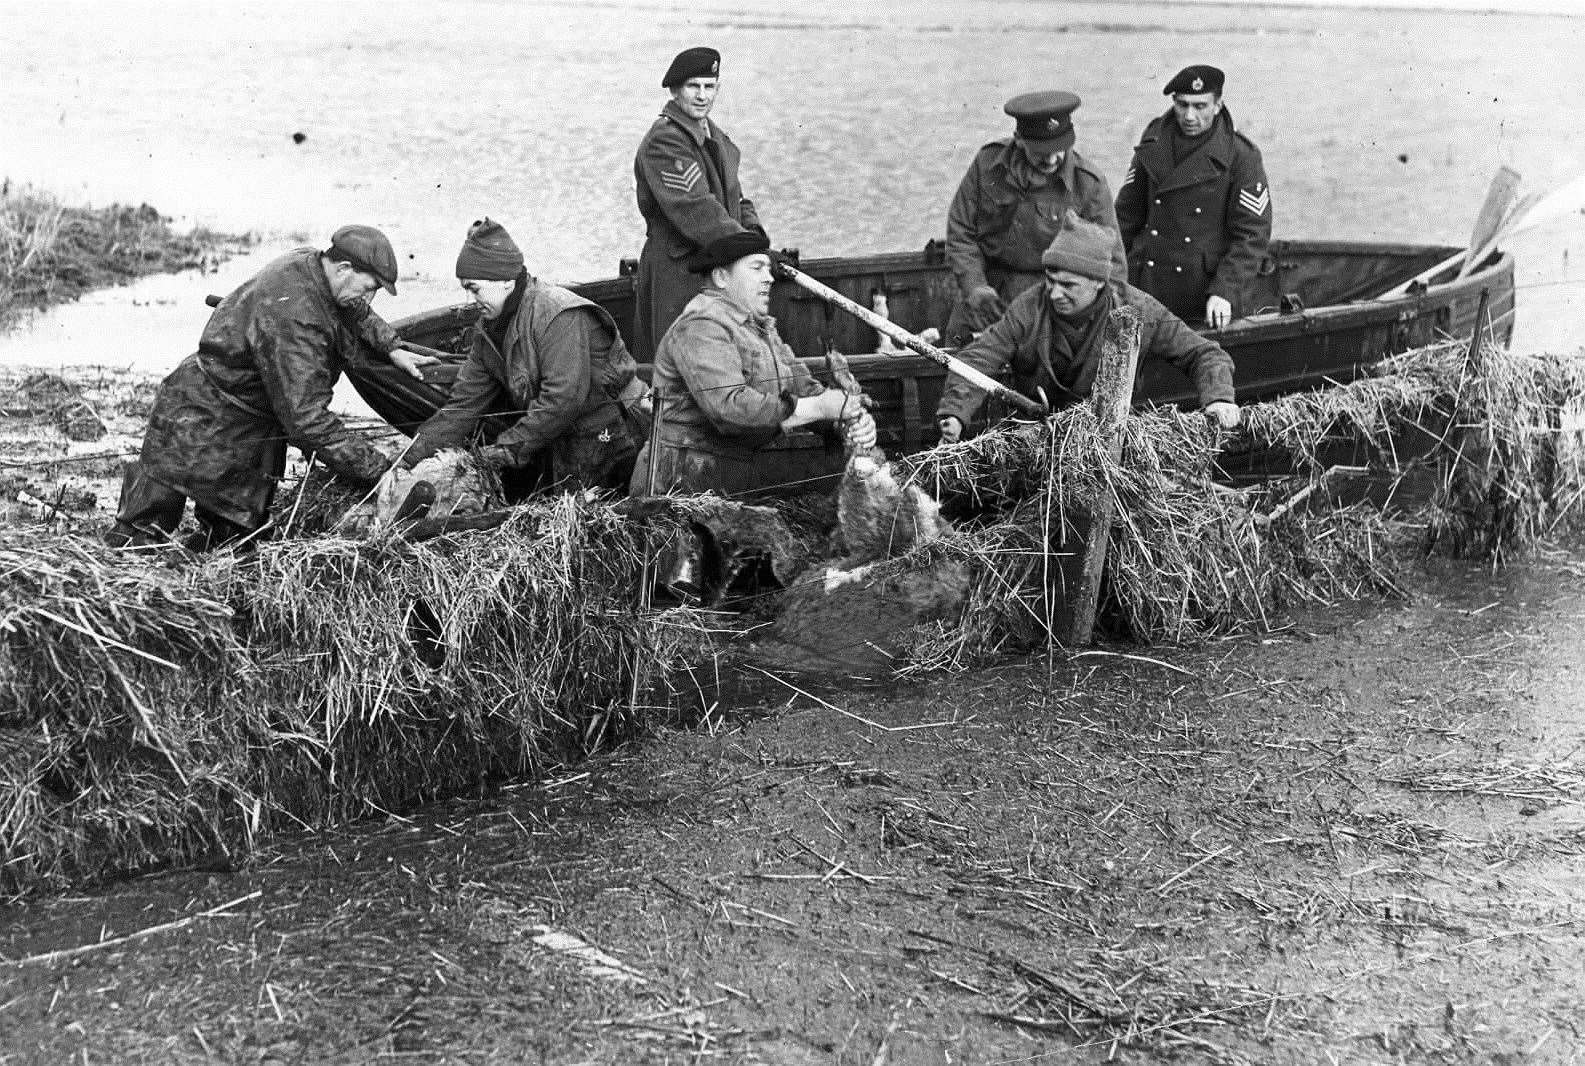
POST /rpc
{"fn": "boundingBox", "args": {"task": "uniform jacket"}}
[633,99,761,359]
[137,247,393,527]
[410,280,642,485]
[1114,107,1273,321]
[935,280,1236,425]
[631,288,823,497]
[946,140,1128,296]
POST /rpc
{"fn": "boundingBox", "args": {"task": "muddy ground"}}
[1,371,1583,1063]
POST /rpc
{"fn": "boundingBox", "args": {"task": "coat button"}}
[1150,229,1158,236]
[1153,199,1161,206]
[1175,266,1183,273]
[1194,207,1203,214]
[1146,260,1155,267]
[1184,236,1192,243]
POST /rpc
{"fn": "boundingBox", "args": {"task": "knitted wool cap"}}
[454,218,524,281]
[1040,210,1114,281]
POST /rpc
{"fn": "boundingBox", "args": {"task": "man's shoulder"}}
[1132,113,1171,148]
[638,112,695,151]
[1068,149,1111,185]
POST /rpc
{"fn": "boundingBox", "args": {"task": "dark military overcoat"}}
[135,247,393,527]
[633,99,761,360]
[1114,107,1273,323]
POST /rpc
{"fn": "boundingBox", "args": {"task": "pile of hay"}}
[854,340,1585,671]
[0,494,717,897]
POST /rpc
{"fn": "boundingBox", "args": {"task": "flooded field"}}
[4,2,1585,1063]
[2,0,1584,364]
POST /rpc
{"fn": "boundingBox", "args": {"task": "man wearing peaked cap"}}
[401,218,649,496]
[936,210,1241,444]
[632,45,765,361]
[107,226,417,551]
[944,90,1128,347]
[629,229,876,500]
[1115,64,1273,328]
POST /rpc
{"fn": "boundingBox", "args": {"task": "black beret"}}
[1163,65,1225,96]
[686,229,771,274]
[662,47,721,88]
[1004,91,1081,152]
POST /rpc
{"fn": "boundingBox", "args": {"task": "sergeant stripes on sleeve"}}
[1238,185,1270,215]
[660,160,703,194]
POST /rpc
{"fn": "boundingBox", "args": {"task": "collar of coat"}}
[661,99,714,145]
[695,286,778,332]
[1131,107,1239,191]
[988,138,1090,193]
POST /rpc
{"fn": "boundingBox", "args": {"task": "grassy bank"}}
[0,181,254,330]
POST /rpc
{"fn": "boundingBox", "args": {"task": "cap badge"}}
[1190,76,1204,91]
[709,60,719,75]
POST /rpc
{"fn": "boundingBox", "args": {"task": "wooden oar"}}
[773,261,1047,417]
[1456,165,1520,279]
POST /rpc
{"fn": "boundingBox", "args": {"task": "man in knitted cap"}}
[629,229,875,499]
[1115,65,1273,328]
[944,91,1128,347]
[107,224,411,550]
[404,218,649,495]
[632,45,765,361]
[936,210,1240,443]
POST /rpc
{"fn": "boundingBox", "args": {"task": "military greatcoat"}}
[1114,107,1273,323]
[128,247,393,530]
[633,99,761,361]
[946,141,1128,299]
[410,280,645,491]
[935,281,1236,427]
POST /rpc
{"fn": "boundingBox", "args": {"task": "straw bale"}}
[0,494,718,896]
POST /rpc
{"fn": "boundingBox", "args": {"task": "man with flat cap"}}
[630,229,876,499]
[944,90,1127,347]
[1115,65,1273,329]
[107,225,410,550]
[936,211,1240,444]
[632,46,764,362]
[404,218,648,495]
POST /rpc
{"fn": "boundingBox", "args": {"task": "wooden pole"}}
[1062,305,1143,647]
[772,261,1047,417]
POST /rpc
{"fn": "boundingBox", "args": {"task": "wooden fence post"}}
[1062,305,1143,646]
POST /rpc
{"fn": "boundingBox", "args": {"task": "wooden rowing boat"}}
[363,238,1514,494]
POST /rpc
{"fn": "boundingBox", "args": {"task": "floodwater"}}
[2,0,1584,369]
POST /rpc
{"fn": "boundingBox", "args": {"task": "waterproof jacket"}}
[410,280,642,486]
[633,100,762,360]
[935,281,1236,426]
[136,247,394,527]
[1114,107,1273,322]
[946,140,1128,298]
[629,288,823,497]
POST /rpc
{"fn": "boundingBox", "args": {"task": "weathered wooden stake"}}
[1062,305,1143,647]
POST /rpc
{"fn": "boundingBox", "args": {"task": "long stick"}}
[1063,305,1143,646]
[772,261,1046,417]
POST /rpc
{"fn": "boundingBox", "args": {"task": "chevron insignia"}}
[1121,163,1137,188]
[1238,183,1270,215]
[660,159,702,193]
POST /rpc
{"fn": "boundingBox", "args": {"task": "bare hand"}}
[1204,295,1233,330]
[938,416,964,444]
[1204,401,1241,429]
[391,346,441,381]
[844,409,878,451]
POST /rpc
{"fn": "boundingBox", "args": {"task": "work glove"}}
[937,416,964,444]
[965,285,1005,317]
[1204,295,1233,330]
[843,408,878,452]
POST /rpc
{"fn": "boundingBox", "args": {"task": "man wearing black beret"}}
[944,90,1128,347]
[629,230,876,499]
[1115,65,1274,329]
[632,46,765,362]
